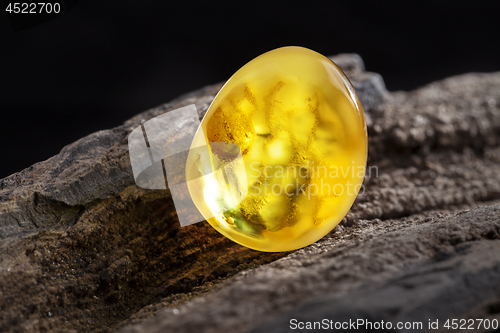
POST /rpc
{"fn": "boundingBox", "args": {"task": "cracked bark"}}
[0,54,499,333]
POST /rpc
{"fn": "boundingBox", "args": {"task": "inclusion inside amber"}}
[186,46,367,252]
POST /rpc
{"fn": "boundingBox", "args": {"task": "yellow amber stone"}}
[186,46,367,252]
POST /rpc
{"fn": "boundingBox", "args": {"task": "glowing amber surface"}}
[186,46,367,252]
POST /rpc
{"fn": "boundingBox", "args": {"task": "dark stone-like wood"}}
[0,55,499,333]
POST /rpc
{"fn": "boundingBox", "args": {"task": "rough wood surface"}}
[0,54,499,333]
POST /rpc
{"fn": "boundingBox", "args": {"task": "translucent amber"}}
[186,46,367,252]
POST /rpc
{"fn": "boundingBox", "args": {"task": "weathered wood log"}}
[0,54,499,333]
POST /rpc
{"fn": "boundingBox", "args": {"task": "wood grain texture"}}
[0,55,499,333]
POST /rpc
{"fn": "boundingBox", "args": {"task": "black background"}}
[1,1,500,178]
